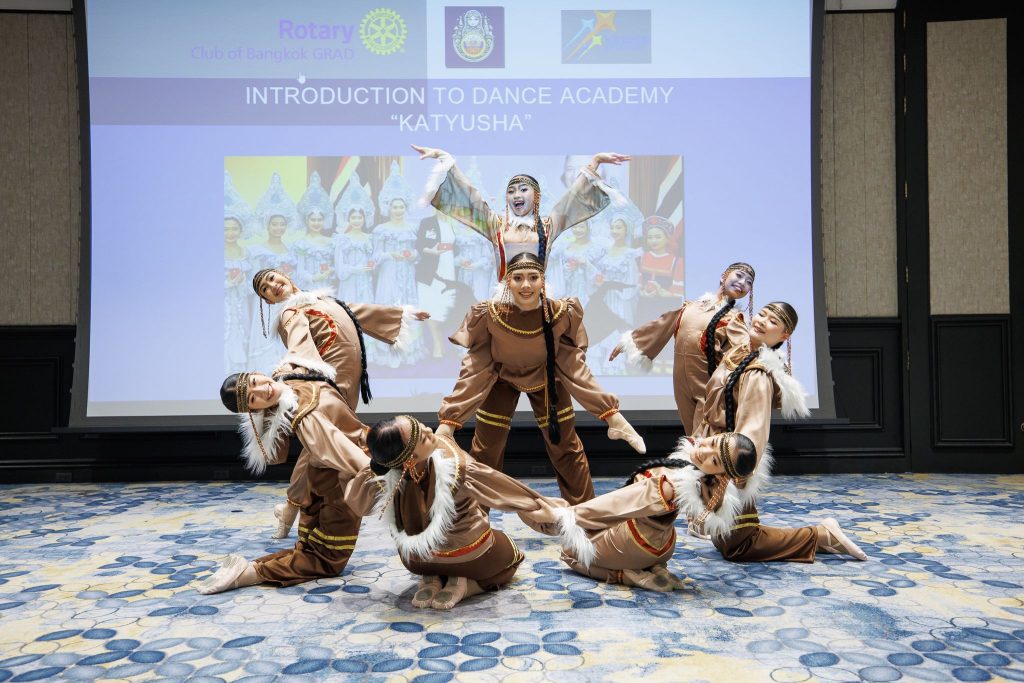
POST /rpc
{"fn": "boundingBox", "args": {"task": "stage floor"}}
[1,474,1023,682]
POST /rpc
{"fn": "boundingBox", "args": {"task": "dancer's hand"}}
[413,310,431,320]
[608,343,624,362]
[606,412,646,454]
[436,423,455,439]
[411,144,445,160]
[591,152,631,167]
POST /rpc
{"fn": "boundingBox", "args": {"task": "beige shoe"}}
[273,502,299,539]
[621,568,674,592]
[819,518,867,561]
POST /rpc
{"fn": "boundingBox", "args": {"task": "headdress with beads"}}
[718,432,743,482]
[378,160,414,217]
[224,170,254,239]
[723,262,757,324]
[256,172,299,233]
[336,171,376,228]
[251,267,296,337]
[296,171,335,231]
[762,301,798,375]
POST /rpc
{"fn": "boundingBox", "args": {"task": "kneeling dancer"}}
[678,301,866,562]
[345,415,572,609]
[199,370,370,593]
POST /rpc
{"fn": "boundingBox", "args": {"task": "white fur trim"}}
[555,507,596,568]
[695,291,722,311]
[757,345,811,419]
[579,166,627,208]
[274,354,335,380]
[236,387,298,475]
[617,331,653,372]
[390,305,419,355]
[731,444,773,508]
[667,465,741,540]
[374,449,458,562]
[418,151,456,208]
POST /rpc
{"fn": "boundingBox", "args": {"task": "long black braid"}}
[333,298,372,404]
[704,299,736,378]
[277,371,343,397]
[535,202,547,267]
[723,349,760,432]
[621,456,691,489]
[541,295,561,445]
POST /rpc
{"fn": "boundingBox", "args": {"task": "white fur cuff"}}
[618,331,653,372]
[555,507,596,568]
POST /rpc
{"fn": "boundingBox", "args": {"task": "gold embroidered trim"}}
[513,382,547,393]
[477,416,511,429]
[312,528,358,542]
[536,412,574,428]
[597,408,619,421]
[730,521,760,531]
[487,299,567,335]
[290,384,320,430]
[477,409,511,422]
[306,535,357,551]
[556,405,574,415]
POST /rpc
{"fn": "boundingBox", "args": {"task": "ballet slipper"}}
[651,564,688,590]
[411,575,442,608]
[197,555,260,594]
[621,568,673,593]
[687,520,711,541]
[430,576,484,609]
[818,518,868,561]
[606,414,646,454]
[272,502,299,539]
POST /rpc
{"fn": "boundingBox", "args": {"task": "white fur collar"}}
[280,288,333,310]
[695,291,724,311]
[391,305,419,355]
[236,387,298,475]
[756,345,810,419]
[667,436,774,535]
[506,213,537,230]
[374,449,458,562]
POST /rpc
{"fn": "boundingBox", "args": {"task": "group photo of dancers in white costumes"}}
[203,145,867,610]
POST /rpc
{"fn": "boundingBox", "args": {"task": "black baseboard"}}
[0,319,908,483]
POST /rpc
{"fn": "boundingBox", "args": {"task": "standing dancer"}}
[345,416,574,609]
[674,302,866,562]
[413,145,628,280]
[199,371,370,594]
[435,252,646,506]
[610,262,755,434]
[251,268,429,537]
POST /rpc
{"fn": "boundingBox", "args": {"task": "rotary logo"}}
[359,8,407,56]
[452,9,493,63]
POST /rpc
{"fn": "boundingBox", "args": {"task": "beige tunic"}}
[252,379,371,585]
[272,292,407,507]
[560,467,680,581]
[345,438,562,587]
[438,298,619,504]
[629,295,748,433]
[430,156,611,280]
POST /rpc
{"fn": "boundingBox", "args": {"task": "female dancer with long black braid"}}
[413,144,628,281]
[200,370,371,593]
[250,268,429,537]
[674,301,867,562]
[609,262,755,434]
[435,252,646,506]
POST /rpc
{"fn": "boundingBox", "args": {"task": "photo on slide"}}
[224,154,683,406]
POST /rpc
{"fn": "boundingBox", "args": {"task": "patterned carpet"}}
[1,474,1023,682]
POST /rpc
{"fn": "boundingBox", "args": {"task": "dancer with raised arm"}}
[250,268,429,538]
[610,261,755,433]
[435,252,646,506]
[344,415,573,610]
[199,371,370,594]
[671,302,867,563]
[413,144,628,280]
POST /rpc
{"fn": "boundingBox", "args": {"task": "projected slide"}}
[80,0,816,421]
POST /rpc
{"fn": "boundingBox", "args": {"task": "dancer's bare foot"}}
[606,413,646,454]
[621,568,673,592]
[411,575,442,608]
[197,555,261,594]
[430,576,484,609]
[817,518,868,561]
[273,502,299,539]
[651,564,688,590]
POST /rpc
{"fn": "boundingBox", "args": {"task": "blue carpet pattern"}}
[0,474,1023,681]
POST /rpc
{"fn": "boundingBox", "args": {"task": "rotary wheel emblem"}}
[360,8,407,56]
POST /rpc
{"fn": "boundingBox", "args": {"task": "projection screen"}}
[71,0,833,427]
